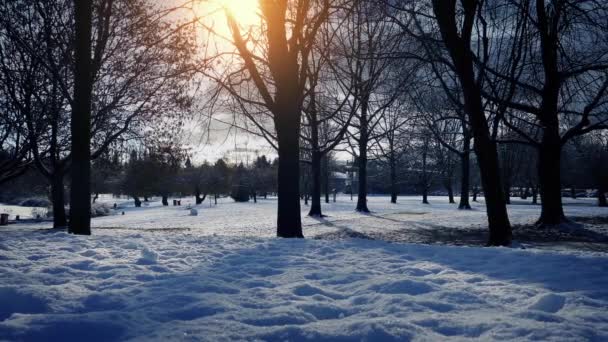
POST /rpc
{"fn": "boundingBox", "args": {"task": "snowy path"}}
[1,231,608,341]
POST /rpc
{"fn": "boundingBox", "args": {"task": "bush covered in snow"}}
[90,203,113,218]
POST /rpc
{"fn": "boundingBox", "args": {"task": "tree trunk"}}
[473,136,512,245]
[504,180,511,204]
[51,173,67,228]
[92,192,99,203]
[570,187,576,199]
[532,186,538,204]
[162,195,168,206]
[356,98,370,213]
[459,142,471,209]
[390,156,397,204]
[214,194,218,205]
[195,187,205,204]
[432,0,511,246]
[324,162,330,205]
[308,151,323,217]
[537,126,566,225]
[598,187,607,207]
[422,146,429,204]
[446,182,455,204]
[69,0,93,235]
[276,103,303,238]
[133,196,142,207]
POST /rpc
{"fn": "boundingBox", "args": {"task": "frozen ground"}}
[1,195,608,341]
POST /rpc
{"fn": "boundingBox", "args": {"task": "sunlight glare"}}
[216,0,260,27]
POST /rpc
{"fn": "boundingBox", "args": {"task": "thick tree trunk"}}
[51,173,67,228]
[459,143,471,209]
[69,0,93,235]
[309,151,323,217]
[133,196,142,207]
[162,195,168,206]
[276,103,303,238]
[537,126,566,225]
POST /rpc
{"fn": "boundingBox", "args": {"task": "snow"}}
[1,195,607,341]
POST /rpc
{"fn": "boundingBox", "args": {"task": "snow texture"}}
[0,195,607,341]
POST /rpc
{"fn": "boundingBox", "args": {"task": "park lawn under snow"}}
[1,196,607,341]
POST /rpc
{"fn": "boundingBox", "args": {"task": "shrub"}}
[230,185,250,202]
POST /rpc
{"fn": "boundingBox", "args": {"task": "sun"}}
[216,0,260,27]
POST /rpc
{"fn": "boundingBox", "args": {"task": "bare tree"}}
[480,0,608,226]
[200,0,344,237]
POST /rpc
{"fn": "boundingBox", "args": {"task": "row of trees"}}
[199,0,608,245]
[1,0,607,245]
[0,0,197,232]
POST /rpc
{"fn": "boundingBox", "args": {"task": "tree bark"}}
[356,97,370,213]
[390,155,397,204]
[69,0,93,235]
[537,125,566,225]
[133,196,142,207]
[308,151,323,217]
[276,101,303,238]
[51,173,67,228]
[162,195,168,206]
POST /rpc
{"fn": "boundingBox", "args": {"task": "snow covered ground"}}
[1,195,607,341]
[3,194,607,237]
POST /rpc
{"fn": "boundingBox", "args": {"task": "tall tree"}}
[429,0,512,245]
[201,0,345,237]
[69,0,93,235]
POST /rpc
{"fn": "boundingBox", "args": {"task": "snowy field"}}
[1,195,608,341]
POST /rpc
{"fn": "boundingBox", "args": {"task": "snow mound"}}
[529,293,566,313]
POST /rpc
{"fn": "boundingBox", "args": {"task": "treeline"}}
[92,151,277,206]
